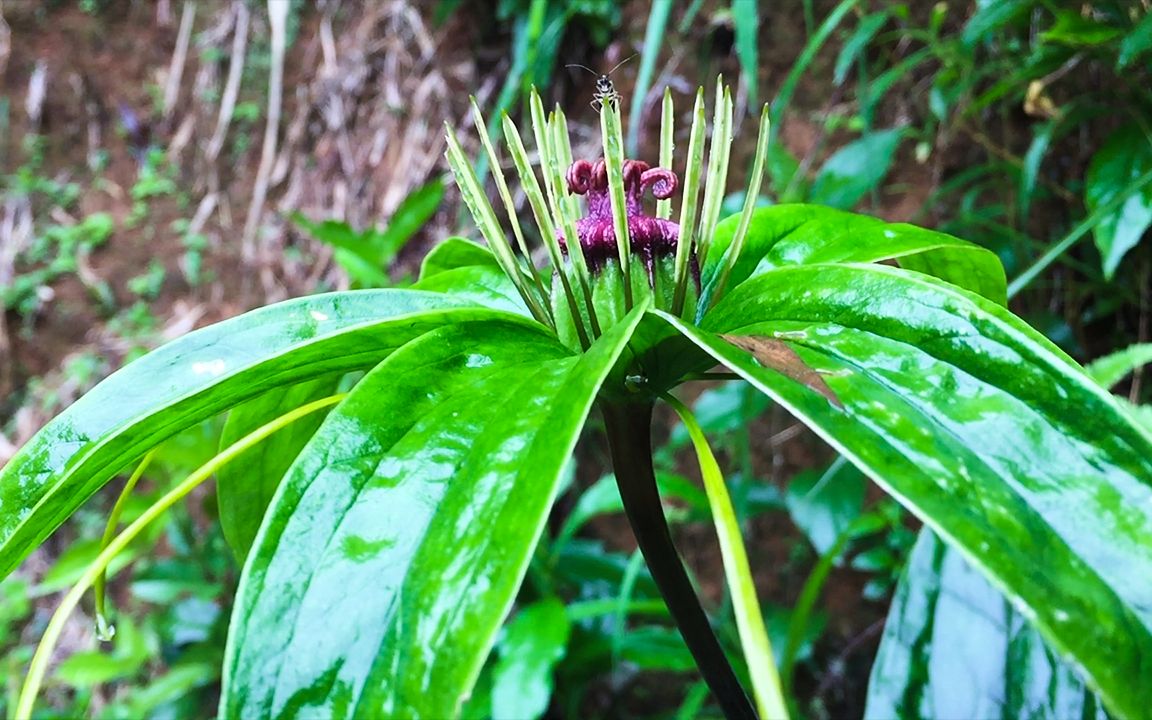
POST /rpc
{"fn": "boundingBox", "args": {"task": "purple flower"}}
[563,159,683,282]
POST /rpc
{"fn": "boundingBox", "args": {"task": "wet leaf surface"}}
[0,290,515,578]
[222,310,643,718]
[867,531,1105,720]
[657,261,1152,718]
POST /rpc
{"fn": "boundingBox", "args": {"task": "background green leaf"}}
[1085,342,1152,390]
[867,531,1105,719]
[1086,124,1152,279]
[491,599,571,720]
[785,460,866,556]
[810,128,904,210]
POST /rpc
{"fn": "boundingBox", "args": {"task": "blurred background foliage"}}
[0,0,1149,717]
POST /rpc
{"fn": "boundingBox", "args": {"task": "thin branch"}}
[207,1,250,162]
[241,0,288,265]
[162,2,197,122]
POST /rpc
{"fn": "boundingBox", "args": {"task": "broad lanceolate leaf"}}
[661,262,1152,719]
[216,375,343,561]
[867,531,1105,720]
[1086,124,1152,279]
[701,204,1007,312]
[0,290,513,579]
[222,309,645,719]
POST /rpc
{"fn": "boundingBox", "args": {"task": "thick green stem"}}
[601,401,757,720]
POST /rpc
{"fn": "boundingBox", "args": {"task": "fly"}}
[566,54,636,112]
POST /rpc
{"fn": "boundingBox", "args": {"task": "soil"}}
[1,1,946,718]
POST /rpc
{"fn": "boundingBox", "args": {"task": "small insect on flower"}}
[566,54,636,113]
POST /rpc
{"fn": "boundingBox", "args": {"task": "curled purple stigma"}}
[562,159,683,282]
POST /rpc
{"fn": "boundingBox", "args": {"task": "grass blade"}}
[628,0,674,156]
[664,393,789,720]
[731,0,760,105]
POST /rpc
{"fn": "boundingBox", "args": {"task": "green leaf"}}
[961,0,1030,47]
[1118,12,1152,69]
[554,471,709,549]
[221,309,644,718]
[290,215,390,287]
[659,261,1152,719]
[414,265,532,316]
[766,143,807,202]
[618,626,697,672]
[418,237,500,280]
[0,290,510,580]
[867,531,1105,719]
[375,179,444,258]
[491,599,571,720]
[1086,342,1152,390]
[1086,124,1152,279]
[703,204,1007,310]
[810,128,903,210]
[785,460,866,556]
[216,375,342,560]
[55,618,149,686]
[833,11,889,86]
[731,0,760,105]
[1042,10,1123,46]
[290,180,442,286]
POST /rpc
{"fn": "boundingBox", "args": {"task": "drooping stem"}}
[601,401,757,720]
[15,394,347,720]
[94,448,157,640]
